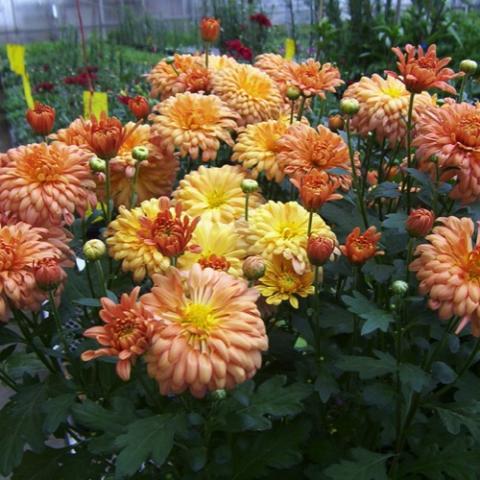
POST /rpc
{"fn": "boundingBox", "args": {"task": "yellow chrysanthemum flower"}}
[256,255,314,308]
[207,54,239,71]
[173,165,264,223]
[150,92,240,162]
[178,218,248,277]
[246,201,336,273]
[232,120,288,183]
[106,199,171,282]
[213,64,283,126]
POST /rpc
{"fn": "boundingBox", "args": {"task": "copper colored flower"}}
[328,114,344,132]
[26,102,55,136]
[87,115,126,159]
[127,96,150,120]
[81,287,156,381]
[254,53,295,97]
[200,17,221,42]
[289,59,343,98]
[340,226,383,264]
[33,257,66,291]
[292,170,342,210]
[409,216,480,335]
[386,44,462,94]
[307,236,335,266]
[141,265,268,397]
[137,197,200,258]
[406,208,435,237]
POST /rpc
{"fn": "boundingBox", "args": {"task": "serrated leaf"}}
[398,363,430,393]
[314,370,339,403]
[43,393,76,433]
[435,402,480,441]
[405,167,432,187]
[432,361,456,385]
[371,181,401,199]
[382,213,407,231]
[335,353,396,379]
[114,414,186,478]
[342,292,394,335]
[231,419,310,479]
[323,448,392,480]
[362,263,394,283]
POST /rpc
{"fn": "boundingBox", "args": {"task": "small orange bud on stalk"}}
[406,208,435,237]
[127,96,150,120]
[34,258,64,291]
[200,17,221,43]
[328,114,344,132]
[26,102,55,136]
[340,226,383,265]
[307,236,335,266]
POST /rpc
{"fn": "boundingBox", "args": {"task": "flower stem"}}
[104,157,112,224]
[290,100,295,125]
[94,260,108,298]
[307,209,313,237]
[296,96,306,121]
[405,237,414,284]
[314,265,320,295]
[48,290,71,360]
[457,75,467,103]
[130,163,141,208]
[244,193,250,221]
[405,92,416,212]
[205,42,209,68]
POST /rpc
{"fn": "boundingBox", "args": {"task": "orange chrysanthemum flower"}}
[340,226,384,264]
[276,123,350,182]
[213,64,283,126]
[26,101,55,136]
[386,44,462,94]
[150,92,239,162]
[414,102,480,204]
[343,74,435,146]
[127,96,150,120]
[141,265,268,398]
[0,222,65,321]
[288,59,343,98]
[0,143,96,227]
[254,53,295,97]
[81,287,156,380]
[410,216,480,335]
[232,119,289,182]
[107,123,179,207]
[291,169,342,210]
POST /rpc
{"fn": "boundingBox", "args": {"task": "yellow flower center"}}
[113,314,137,340]
[278,274,298,293]
[237,71,271,99]
[181,302,218,333]
[206,189,227,208]
[381,86,404,98]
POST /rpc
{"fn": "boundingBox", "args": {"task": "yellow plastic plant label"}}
[83,91,108,119]
[284,38,296,60]
[21,74,34,108]
[6,44,26,75]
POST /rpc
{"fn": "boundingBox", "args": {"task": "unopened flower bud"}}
[340,98,360,115]
[241,179,259,194]
[307,236,335,266]
[165,56,175,65]
[286,86,301,101]
[34,258,64,291]
[26,101,55,136]
[328,114,344,132]
[460,59,478,75]
[391,280,408,296]
[83,239,106,261]
[242,256,266,281]
[200,17,221,43]
[89,156,106,173]
[127,95,150,120]
[406,208,435,238]
[132,146,149,162]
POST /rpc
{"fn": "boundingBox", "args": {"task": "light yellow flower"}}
[256,255,314,308]
[173,165,264,223]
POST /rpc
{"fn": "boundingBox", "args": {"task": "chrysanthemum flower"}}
[340,226,383,264]
[173,165,264,223]
[343,74,435,146]
[409,216,480,335]
[81,287,156,380]
[200,17,221,42]
[246,201,336,273]
[288,59,343,98]
[291,169,342,210]
[254,53,295,97]
[0,222,65,321]
[178,219,248,277]
[0,143,96,227]
[232,119,288,182]
[150,92,239,162]
[107,122,179,207]
[386,44,462,94]
[106,198,199,282]
[213,64,283,126]
[256,255,314,308]
[206,54,238,71]
[413,102,480,204]
[276,123,350,181]
[141,265,268,397]
[175,63,212,95]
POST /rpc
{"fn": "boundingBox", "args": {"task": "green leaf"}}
[371,181,401,199]
[323,448,392,480]
[382,213,407,232]
[74,298,102,307]
[435,402,480,441]
[342,292,394,335]
[336,353,396,380]
[114,414,186,479]
[398,363,430,393]
[314,370,339,403]
[362,263,394,283]
[432,361,456,385]
[5,352,46,380]
[231,419,310,479]
[43,393,76,433]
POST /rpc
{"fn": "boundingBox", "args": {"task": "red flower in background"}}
[225,39,253,61]
[117,95,131,105]
[34,82,55,93]
[250,12,272,28]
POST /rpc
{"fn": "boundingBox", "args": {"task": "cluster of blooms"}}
[249,12,272,28]
[4,20,480,402]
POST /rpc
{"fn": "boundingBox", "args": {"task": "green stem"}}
[405,237,414,284]
[405,92,416,212]
[457,74,467,103]
[129,163,141,208]
[0,369,18,391]
[290,99,295,124]
[94,260,108,298]
[48,290,71,360]
[314,265,320,295]
[296,96,306,121]
[205,42,209,68]
[307,209,313,237]
[104,157,112,224]
[244,193,250,221]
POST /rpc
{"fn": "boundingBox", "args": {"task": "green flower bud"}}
[460,59,478,75]
[212,389,227,400]
[89,156,106,173]
[339,98,360,115]
[132,146,149,162]
[165,56,175,65]
[286,86,301,101]
[390,280,408,296]
[241,179,259,194]
[83,239,106,261]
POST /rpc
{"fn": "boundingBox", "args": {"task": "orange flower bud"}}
[406,208,435,237]
[328,114,344,132]
[291,170,342,211]
[127,96,150,120]
[200,17,221,43]
[307,236,335,266]
[340,226,383,264]
[33,258,65,291]
[26,102,55,136]
[88,115,125,159]
[242,256,266,280]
